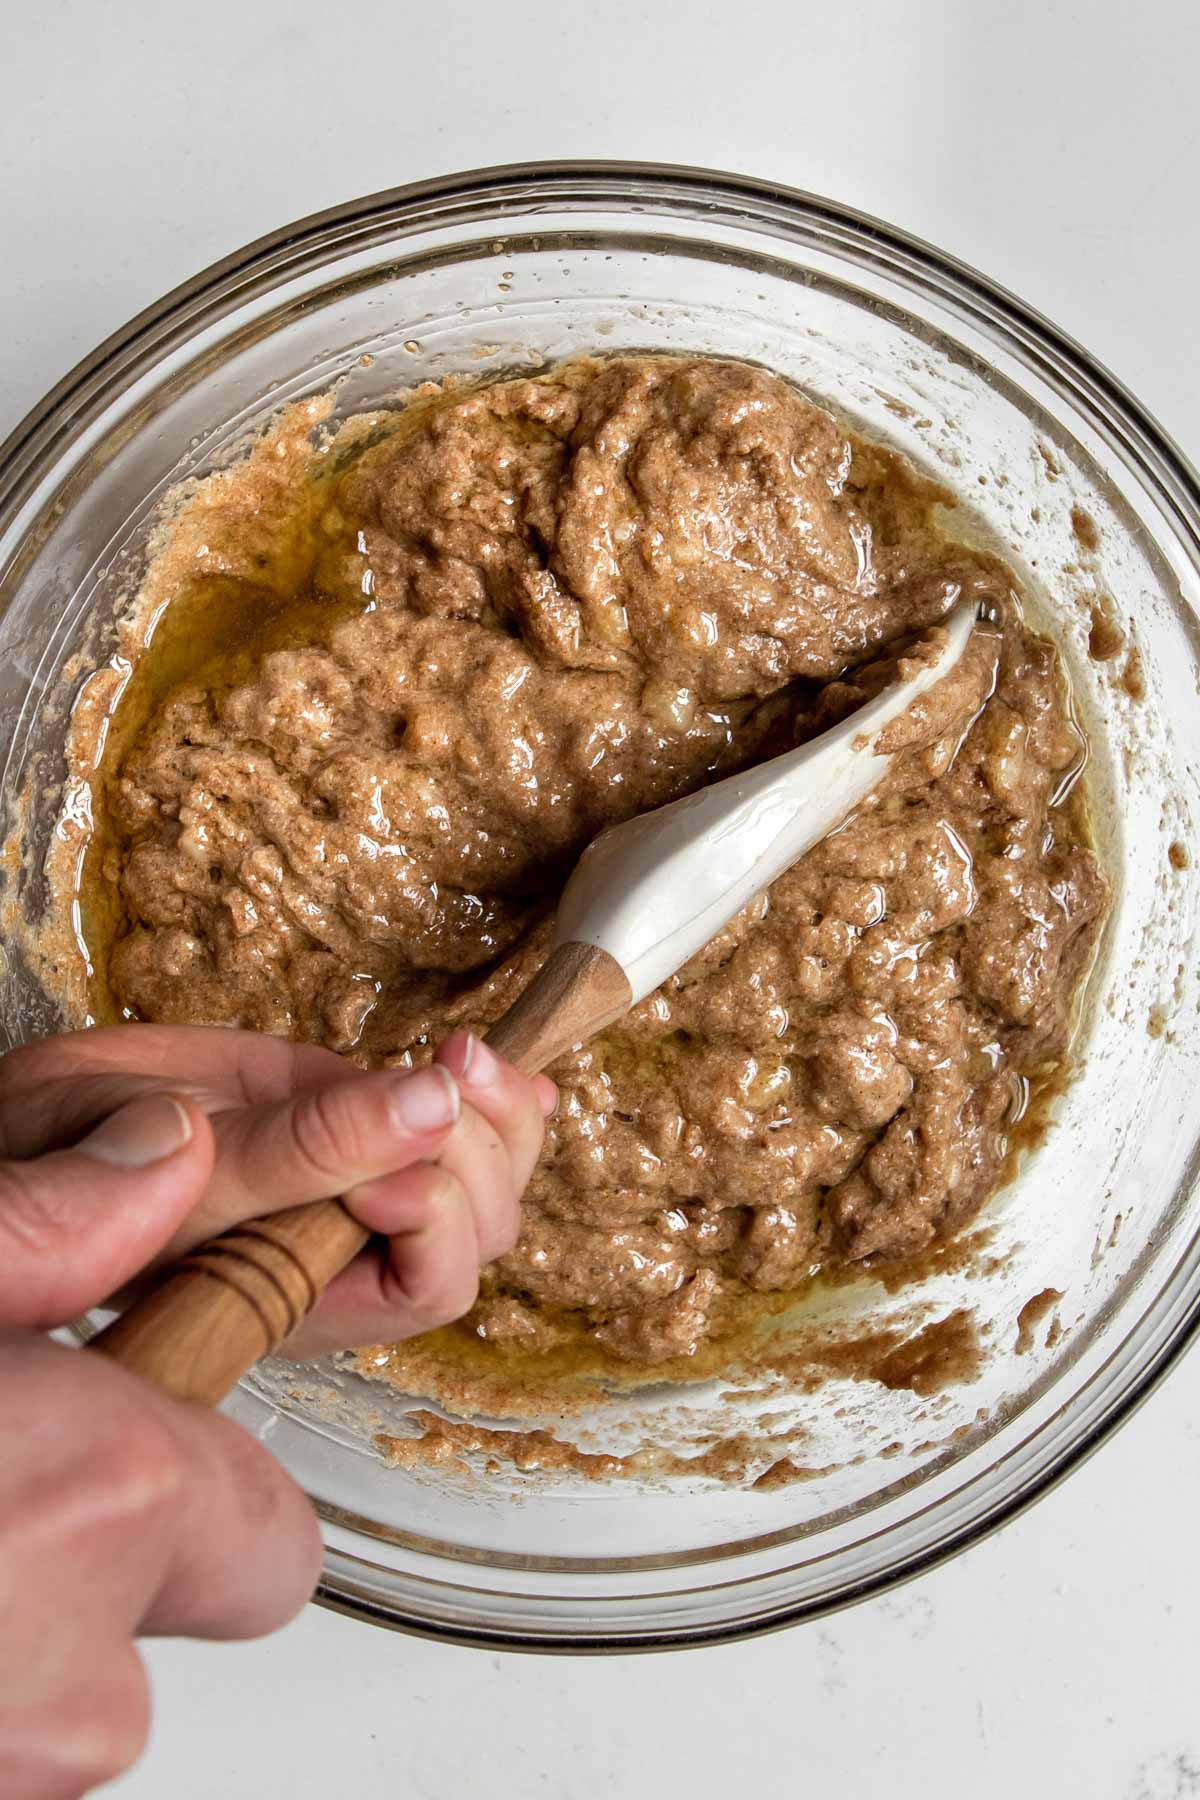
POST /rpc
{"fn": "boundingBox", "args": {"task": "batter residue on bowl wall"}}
[44,354,1108,1419]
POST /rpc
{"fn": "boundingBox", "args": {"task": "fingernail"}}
[457,1033,501,1088]
[81,1095,194,1169]
[389,1065,460,1135]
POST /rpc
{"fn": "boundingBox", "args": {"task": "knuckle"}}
[419,1266,480,1331]
[0,1364,184,1579]
[203,1409,299,1536]
[288,1084,367,1182]
[407,1215,480,1330]
[24,1655,150,1793]
[95,1406,186,1524]
[400,1165,461,1233]
[449,1244,482,1311]
[0,1162,69,1256]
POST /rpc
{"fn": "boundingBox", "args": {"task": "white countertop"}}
[3,3,1198,1794]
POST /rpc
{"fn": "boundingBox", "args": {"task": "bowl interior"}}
[3,171,1198,1644]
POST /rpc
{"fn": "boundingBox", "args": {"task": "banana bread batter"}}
[79,356,1107,1366]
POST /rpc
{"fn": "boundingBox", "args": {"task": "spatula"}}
[89,600,978,1404]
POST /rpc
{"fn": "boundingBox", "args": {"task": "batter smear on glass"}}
[72,356,1107,1373]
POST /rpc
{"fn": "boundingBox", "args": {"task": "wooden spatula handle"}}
[87,943,631,1405]
[482,941,631,1076]
[87,1201,371,1408]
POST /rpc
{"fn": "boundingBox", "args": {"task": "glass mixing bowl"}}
[2,163,1198,1651]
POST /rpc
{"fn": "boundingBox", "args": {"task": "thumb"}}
[0,1094,216,1329]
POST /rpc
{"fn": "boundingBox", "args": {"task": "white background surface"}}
[3,3,1199,1795]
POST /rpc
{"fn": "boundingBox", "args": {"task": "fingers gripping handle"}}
[87,945,632,1406]
[88,1203,371,1407]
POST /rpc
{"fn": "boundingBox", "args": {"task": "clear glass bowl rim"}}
[4,160,1200,1653]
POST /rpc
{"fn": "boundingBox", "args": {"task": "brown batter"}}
[77,355,1107,1370]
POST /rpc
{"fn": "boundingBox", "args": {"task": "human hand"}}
[0,1324,322,1800]
[0,1082,322,1798]
[0,1024,555,1354]
[0,1024,552,1797]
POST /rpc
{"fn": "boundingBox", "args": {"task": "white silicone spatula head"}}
[553,600,979,1004]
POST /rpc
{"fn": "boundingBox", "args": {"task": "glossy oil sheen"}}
[1,165,1197,1649]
